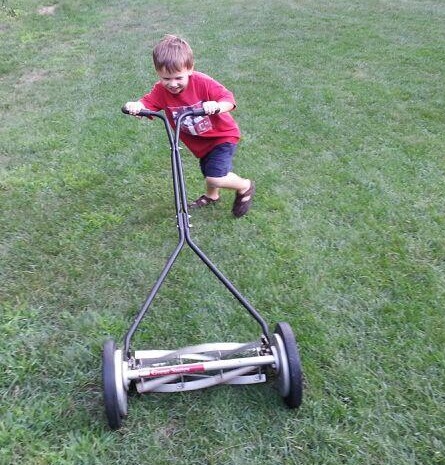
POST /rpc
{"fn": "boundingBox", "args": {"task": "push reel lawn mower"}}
[102,106,303,430]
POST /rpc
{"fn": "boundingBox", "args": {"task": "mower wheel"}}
[273,322,303,409]
[102,339,126,430]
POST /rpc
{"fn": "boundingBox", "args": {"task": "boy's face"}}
[157,67,193,94]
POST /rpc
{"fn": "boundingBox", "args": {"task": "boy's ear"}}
[187,65,194,75]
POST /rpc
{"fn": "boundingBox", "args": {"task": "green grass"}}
[1,0,444,463]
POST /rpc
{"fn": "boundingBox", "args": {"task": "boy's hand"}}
[125,101,145,116]
[202,101,220,115]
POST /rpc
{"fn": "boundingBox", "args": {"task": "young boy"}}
[125,34,255,218]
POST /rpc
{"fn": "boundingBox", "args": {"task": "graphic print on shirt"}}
[170,102,213,136]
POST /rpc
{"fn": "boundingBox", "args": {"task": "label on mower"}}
[141,363,205,378]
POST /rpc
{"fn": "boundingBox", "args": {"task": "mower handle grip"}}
[121,106,163,118]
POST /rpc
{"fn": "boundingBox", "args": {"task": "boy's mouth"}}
[167,86,182,94]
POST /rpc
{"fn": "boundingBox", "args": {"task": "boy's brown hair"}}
[152,35,194,73]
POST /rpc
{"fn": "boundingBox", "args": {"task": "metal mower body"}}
[102,107,303,430]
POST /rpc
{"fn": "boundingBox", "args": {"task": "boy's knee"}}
[206,176,225,188]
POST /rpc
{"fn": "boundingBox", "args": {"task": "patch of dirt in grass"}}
[37,5,57,16]
[16,70,49,86]
[102,4,168,33]
[0,155,11,167]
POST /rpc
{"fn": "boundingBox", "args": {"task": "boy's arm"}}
[202,100,235,115]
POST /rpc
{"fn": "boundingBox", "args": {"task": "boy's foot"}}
[188,194,220,209]
[232,181,255,218]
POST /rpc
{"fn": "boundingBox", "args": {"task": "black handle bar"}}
[121,106,208,118]
[121,106,162,118]
[120,103,271,346]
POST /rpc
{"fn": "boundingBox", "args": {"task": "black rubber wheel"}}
[274,322,303,409]
[102,339,123,430]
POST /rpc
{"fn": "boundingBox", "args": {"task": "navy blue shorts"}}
[199,143,237,178]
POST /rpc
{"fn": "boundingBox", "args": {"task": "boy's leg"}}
[189,143,256,216]
[201,144,250,197]
[204,183,220,200]
[189,143,235,208]
[206,172,250,195]
[207,173,255,217]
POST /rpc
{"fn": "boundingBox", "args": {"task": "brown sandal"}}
[232,181,256,218]
[188,195,220,209]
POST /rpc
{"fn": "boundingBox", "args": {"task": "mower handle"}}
[121,106,213,119]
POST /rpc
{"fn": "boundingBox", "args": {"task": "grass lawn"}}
[1,0,444,463]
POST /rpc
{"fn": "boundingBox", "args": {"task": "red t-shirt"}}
[139,71,240,158]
